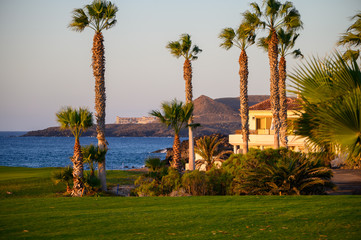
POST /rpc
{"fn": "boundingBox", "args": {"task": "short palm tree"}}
[166,34,202,170]
[242,153,334,195]
[69,0,118,191]
[195,135,232,171]
[258,29,303,147]
[247,0,302,148]
[51,166,73,193]
[150,99,195,172]
[338,12,361,61]
[289,53,361,167]
[219,16,258,154]
[82,144,107,176]
[56,107,93,196]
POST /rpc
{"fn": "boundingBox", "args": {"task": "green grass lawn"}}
[0,166,360,240]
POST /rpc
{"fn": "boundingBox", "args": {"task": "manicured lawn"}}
[0,166,143,199]
[0,166,360,239]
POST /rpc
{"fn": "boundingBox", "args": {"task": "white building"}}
[229,98,308,153]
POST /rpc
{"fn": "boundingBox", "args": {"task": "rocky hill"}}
[23,95,268,137]
[193,95,241,124]
[215,95,270,112]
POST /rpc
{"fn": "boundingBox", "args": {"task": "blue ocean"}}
[0,132,183,170]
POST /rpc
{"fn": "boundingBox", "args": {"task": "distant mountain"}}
[193,95,241,124]
[215,95,270,112]
[23,95,269,137]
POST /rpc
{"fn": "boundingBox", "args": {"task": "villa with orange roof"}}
[229,98,308,153]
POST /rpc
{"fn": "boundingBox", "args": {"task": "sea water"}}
[0,132,184,170]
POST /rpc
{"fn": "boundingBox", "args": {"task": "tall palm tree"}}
[289,53,361,167]
[219,16,258,154]
[69,0,118,191]
[247,0,302,148]
[150,99,195,172]
[56,107,93,196]
[338,11,361,61]
[166,34,202,170]
[258,29,303,147]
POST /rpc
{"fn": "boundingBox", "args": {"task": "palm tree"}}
[219,16,258,154]
[51,166,73,193]
[195,135,232,171]
[150,99,195,172]
[338,12,361,61]
[69,0,118,191]
[289,53,361,167]
[82,144,107,176]
[247,0,302,148]
[56,107,93,196]
[166,34,202,170]
[258,29,303,147]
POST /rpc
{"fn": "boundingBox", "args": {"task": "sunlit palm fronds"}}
[290,53,361,164]
[69,0,118,33]
[166,34,202,61]
[56,107,93,140]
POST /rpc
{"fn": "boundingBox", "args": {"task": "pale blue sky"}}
[0,0,360,131]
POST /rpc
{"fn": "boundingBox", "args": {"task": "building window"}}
[256,117,272,130]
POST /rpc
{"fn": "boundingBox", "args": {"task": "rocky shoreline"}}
[22,122,242,138]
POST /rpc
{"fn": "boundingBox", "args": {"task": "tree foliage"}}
[56,107,93,140]
[338,11,361,61]
[150,99,195,135]
[289,53,361,166]
[69,0,118,33]
[195,135,232,171]
[166,34,202,61]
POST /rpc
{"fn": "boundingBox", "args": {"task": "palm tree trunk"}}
[92,32,107,191]
[239,50,249,154]
[172,134,182,172]
[279,56,288,148]
[72,138,85,197]
[268,29,280,149]
[184,59,195,170]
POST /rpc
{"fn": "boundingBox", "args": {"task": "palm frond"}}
[56,107,93,139]
[69,0,118,33]
[219,28,236,50]
[150,99,193,135]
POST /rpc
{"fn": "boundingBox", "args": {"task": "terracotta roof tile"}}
[249,97,302,111]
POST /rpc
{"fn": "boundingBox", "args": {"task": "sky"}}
[0,0,360,131]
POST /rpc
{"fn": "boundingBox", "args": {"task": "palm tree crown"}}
[338,12,361,61]
[56,107,93,140]
[195,135,231,171]
[166,34,202,61]
[69,0,118,33]
[150,99,194,135]
[219,22,256,51]
[258,28,303,58]
[246,0,302,32]
[338,12,361,48]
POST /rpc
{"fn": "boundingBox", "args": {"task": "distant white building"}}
[115,116,157,124]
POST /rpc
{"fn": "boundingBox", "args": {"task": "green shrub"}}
[144,157,168,181]
[160,168,181,195]
[223,148,335,195]
[181,170,208,196]
[83,172,101,193]
[51,166,73,193]
[134,176,160,197]
[206,168,233,195]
